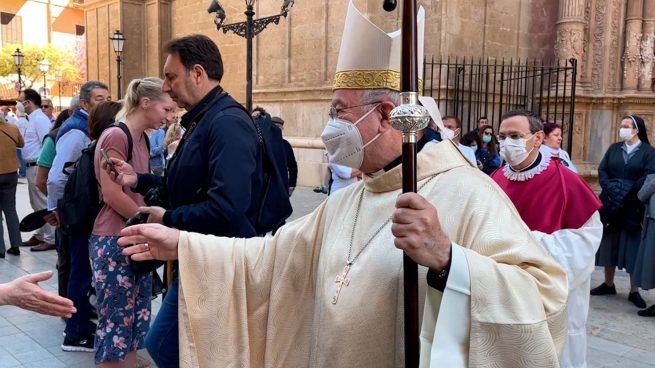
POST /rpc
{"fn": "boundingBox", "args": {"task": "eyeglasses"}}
[41,105,51,109]
[498,132,534,141]
[329,101,381,119]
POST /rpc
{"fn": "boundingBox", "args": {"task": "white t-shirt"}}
[329,163,358,194]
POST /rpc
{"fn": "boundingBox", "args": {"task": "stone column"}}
[639,0,655,91]
[555,0,587,65]
[623,0,644,91]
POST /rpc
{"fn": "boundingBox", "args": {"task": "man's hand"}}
[288,187,295,197]
[138,206,166,224]
[43,211,59,227]
[391,193,451,271]
[102,158,137,188]
[118,224,181,261]
[0,271,76,318]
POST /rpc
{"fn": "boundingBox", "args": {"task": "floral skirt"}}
[89,235,152,363]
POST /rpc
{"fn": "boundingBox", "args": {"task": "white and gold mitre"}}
[333,1,425,91]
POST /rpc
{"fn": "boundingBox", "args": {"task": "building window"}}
[1,12,22,45]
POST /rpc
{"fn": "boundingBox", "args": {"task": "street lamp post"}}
[39,58,50,98]
[208,0,294,112]
[12,48,24,95]
[55,74,63,111]
[110,30,126,99]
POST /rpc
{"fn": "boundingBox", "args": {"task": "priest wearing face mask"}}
[491,110,603,368]
[592,115,655,309]
[117,3,568,367]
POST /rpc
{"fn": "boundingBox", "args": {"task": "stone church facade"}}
[80,0,655,186]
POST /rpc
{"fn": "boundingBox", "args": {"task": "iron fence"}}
[423,57,577,151]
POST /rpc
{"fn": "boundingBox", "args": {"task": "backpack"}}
[57,122,149,234]
[251,112,293,234]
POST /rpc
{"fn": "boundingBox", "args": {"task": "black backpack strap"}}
[116,122,134,163]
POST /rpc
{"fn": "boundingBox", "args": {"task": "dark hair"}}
[543,122,561,137]
[88,101,123,140]
[22,89,42,107]
[80,81,109,102]
[478,125,498,157]
[623,115,650,145]
[441,115,461,128]
[165,34,224,82]
[479,116,488,121]
[501,110,543,133]
[461,131,482,148]
[271,116,284,125]
[53,109,72,131]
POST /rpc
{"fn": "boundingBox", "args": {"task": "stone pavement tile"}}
[623,347,655,366]
[19,359,67,368]
[45,345,94,366]
[587,334,633,356]
[587,347,655,368]
[0,323,22,338]
[0,348,22,368]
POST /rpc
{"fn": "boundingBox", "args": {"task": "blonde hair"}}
[164,122,182,149]
[116,77,166,120]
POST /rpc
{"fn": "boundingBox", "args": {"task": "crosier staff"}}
[383,0,429,367]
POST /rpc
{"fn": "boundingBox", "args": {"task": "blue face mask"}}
[482,135,492,144]
[470,145,478,153]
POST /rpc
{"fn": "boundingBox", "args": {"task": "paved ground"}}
[0,181,653,367]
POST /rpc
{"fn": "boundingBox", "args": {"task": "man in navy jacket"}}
[107,34,265,367]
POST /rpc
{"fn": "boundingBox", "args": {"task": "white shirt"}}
[457,144,477,166]
[22,109,51,162]
[329,163,358,194]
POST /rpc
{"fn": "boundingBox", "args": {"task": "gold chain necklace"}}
[331,175,437,304]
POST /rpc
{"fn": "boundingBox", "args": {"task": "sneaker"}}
[590,282,616,295]
[628,292,647,308]
[61,334,94,352]
[638,305,655,317]
[6,247,20,256]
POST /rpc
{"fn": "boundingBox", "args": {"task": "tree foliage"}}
[0,44,83,89]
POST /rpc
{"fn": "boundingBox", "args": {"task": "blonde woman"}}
[90,78,175,367]
[164,121,182,160]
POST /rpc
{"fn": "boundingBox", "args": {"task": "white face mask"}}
[440,127,455,140]
[320,105,381,170]
[619,128,635,141]
[500,135,534,167]
[470,145,478,153]
[15,101,25,116]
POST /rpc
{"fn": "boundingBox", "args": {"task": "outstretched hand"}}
[102,157,137,188]
[118,223,181,261]
[391,193,451,271]
[0,271,76,318]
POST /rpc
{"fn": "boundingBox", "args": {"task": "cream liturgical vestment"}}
[176,141,568,368]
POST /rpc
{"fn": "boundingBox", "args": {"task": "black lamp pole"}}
[13,48,24,96]
[116,53,123,99]
[209,0,293,112]
[110,30,126,99]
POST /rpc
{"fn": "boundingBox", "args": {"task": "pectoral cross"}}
[332,264,351,304]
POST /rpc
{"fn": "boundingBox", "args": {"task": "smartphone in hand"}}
[125,212,149,227]
[100,148,117,173]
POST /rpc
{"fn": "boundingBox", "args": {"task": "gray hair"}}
[80,81,109,102]
[117,77,167,119]
[69,95,80,110]
[362,89,400,106]
[501,110,543,133]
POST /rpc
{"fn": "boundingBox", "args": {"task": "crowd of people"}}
[0,3,653,367]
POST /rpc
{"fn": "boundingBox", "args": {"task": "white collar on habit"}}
[503,151,551,182]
